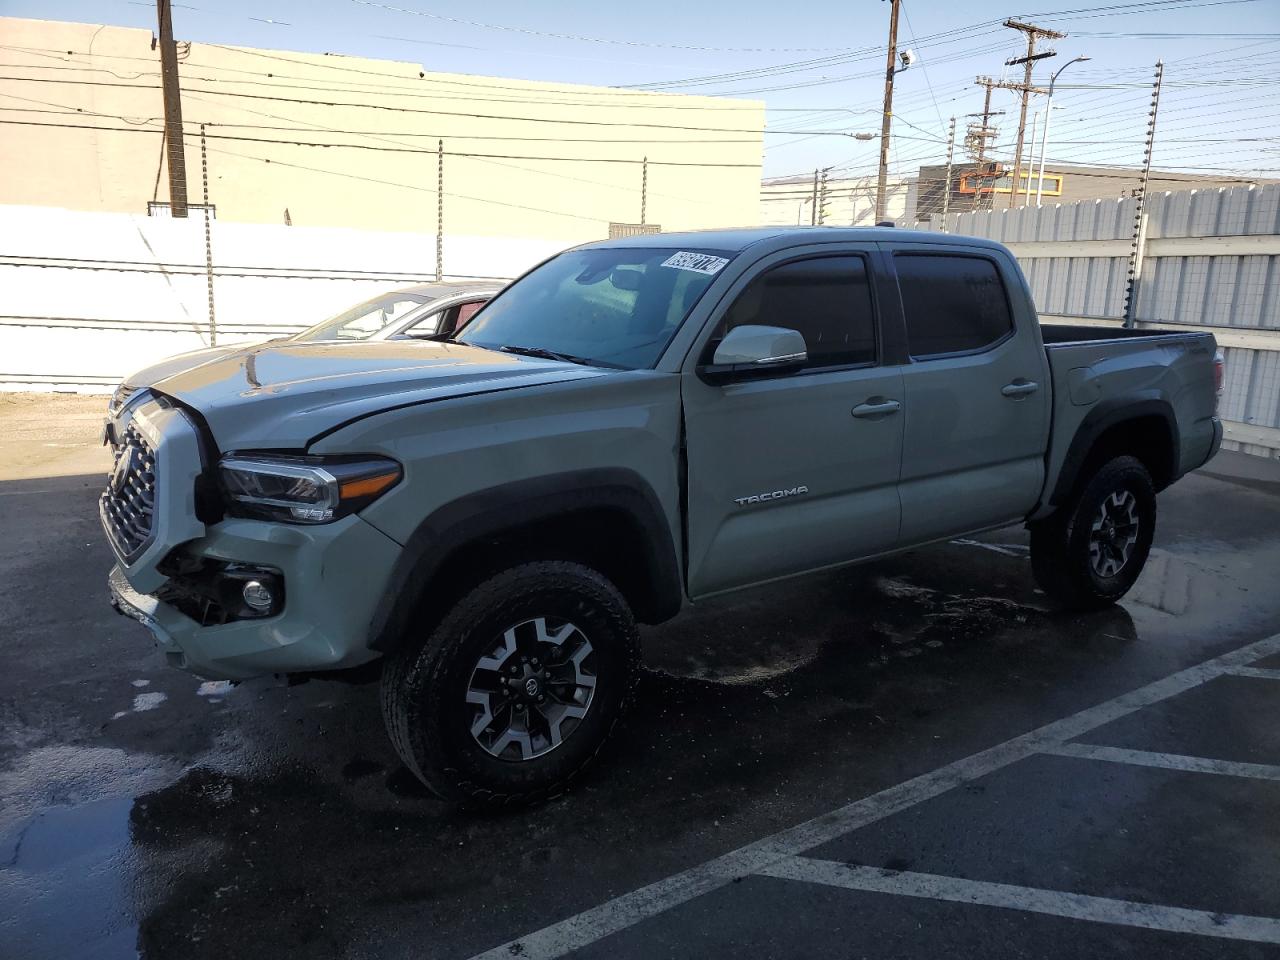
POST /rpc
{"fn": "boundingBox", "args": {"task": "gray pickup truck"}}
[103,227,1223,804]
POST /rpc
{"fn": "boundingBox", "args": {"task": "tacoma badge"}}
[734,485,809,507]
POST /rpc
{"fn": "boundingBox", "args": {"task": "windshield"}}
[456,247,734,369]
[291,291,433,342]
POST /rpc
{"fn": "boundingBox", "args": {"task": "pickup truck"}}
[103,227,1223,805]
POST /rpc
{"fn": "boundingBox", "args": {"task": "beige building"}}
[0,18,764,242]
[759,172,915,228]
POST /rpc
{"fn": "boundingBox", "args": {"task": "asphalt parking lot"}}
[2,393,1279,960]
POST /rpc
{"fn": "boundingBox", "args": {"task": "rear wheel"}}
[380,561,640,806]
[1030,455,1156,610]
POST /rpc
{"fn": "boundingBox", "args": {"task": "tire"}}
[380,561,641,807]
[1030,455,1157,611]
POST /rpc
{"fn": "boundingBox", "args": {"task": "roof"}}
[578,225,1004,254]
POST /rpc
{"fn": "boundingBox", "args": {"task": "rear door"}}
[682,246,905,597]
[888,245,1050,543]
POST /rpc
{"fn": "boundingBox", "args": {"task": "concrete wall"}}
[925,185,1280,458]
[0,18,764,241]
[0,204,564,391]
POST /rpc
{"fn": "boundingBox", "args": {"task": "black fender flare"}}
[368,468,683,653]
[1047,393,1179,508]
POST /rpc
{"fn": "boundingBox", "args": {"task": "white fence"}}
[0,205,565,392]
[926,185,1280,458]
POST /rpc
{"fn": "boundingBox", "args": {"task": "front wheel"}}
[1030,455,1157,611]
[380,561,641,806]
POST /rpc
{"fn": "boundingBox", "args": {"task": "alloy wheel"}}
[1089,489,1140,578]
[464,617,597,761]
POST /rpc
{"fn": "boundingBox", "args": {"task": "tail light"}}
[1213,348,1225,410]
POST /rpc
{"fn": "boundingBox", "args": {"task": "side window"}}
[716,256,877,369]
[895,254,1014,358]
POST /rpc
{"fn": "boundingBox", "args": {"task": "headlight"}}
[219,454,402,524]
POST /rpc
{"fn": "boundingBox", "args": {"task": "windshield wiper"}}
[498,344,596,366]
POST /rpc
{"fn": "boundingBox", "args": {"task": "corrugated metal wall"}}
[1220,347,1280,432]
[926,185,1280,457]
[1137,186,1280,329]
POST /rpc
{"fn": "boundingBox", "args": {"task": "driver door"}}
[682,248,904,597]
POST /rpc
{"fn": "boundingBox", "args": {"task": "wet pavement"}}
[2,394,1279,959]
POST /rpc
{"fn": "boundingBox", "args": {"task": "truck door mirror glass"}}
[702,325,807,382]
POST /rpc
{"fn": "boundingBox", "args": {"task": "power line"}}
[0,75,853,136]
[0,118,764,166]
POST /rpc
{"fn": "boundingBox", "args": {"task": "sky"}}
[4,0,1280,181]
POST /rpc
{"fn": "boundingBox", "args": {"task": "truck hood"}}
[124,343,247,391]
[152,340,608,449]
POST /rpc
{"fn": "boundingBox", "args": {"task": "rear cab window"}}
[894,253,1014,358]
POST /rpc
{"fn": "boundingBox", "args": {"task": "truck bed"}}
[1040,323,1193,345]
[1036,322,1219,516]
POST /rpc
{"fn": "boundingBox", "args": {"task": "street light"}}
[1035,55,1091,207]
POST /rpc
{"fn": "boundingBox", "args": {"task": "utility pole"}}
[155,0,188,217]
[1125,61,1164,328]
[965,77,1003,212]
[966,77,1001,164]
[810,168,819,225]
[1002,19,1064,209]
[941,116,956,225]
[817,167,831,225]
[875,0,902,223]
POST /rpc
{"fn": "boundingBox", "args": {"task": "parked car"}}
[102,227,1223,805]
[105,281,499,421]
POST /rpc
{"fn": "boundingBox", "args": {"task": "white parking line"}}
[1222,665,1280,681]
[467,633,1280,960]
[757,859,1280,945]
[1044,741,1280,781]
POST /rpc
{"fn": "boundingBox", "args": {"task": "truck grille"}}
[100,423,158,562]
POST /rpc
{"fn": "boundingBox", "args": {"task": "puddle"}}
[0,797,138,959]
[0,745,178,960]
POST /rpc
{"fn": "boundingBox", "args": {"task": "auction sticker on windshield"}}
[661,251,730,275]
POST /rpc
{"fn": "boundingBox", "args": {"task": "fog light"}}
[242,580,275,612]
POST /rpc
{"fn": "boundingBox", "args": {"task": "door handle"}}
[851,397,902,419]
[1001,379,1040,399]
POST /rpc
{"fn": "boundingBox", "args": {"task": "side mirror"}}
[701,325,807,382]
